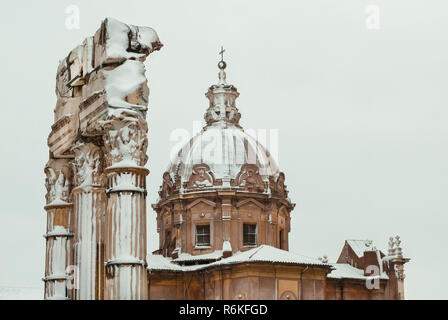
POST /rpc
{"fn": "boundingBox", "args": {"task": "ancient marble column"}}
[72,141,106,299]
[43,160,74,300]
[102,110,149,300]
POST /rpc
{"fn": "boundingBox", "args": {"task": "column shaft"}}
[44,161,73,300]
[44,204,73,300]
[73,187,106,299]
[104,167,148,300]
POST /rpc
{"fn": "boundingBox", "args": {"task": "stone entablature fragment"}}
[49,17,162,158]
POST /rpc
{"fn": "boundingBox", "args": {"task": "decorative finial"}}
[217,46,227,84]
[394,235,403,257]
[388,236,395,256]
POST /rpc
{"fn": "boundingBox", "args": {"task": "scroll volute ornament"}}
[232,163,266,192]
[72,142,104,187]
[44,160,72,204]
[101,110,148,167]
[269,172,288,198]
[159,172,174,199]
[186,164,217,188]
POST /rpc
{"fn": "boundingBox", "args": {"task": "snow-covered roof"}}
[219,245,326,266]
[174,250,223,263]
[147,245,329,272]
[147,254,187,272]
[327,263,389,280]
[346,239,375,258]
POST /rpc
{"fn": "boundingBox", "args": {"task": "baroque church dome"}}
[160,59,286,198]
[167,123,280,189]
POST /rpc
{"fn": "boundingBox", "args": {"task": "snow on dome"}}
[167,124,280,185]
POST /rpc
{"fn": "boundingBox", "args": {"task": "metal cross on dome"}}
[219,46,225,62]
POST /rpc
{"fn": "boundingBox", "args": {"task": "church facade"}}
[43,18,409,300]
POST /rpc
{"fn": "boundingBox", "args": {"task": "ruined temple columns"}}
[44,160,73,300]
[102,111,149,300]
[72,142,106,299]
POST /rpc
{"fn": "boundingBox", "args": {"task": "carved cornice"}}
[235,198,265,209]
[186,198,217,209]
[79,90,106,112]
[50,114,72,132]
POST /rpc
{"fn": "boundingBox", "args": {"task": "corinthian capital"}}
[44,159,72,205]
[101,109,148,168]
[72,141,104,188]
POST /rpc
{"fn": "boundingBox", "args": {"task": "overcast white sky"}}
[0,0,447,299]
